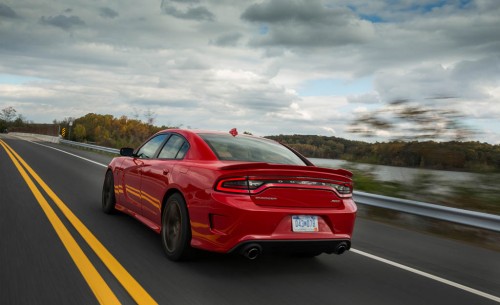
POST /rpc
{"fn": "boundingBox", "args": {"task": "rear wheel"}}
[161,193,193,261]
[102,171,116,214]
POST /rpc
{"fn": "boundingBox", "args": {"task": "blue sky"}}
[298,78,373,97]
[0,74,45,85]
[0,0,499,143]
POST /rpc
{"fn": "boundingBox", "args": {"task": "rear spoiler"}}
[218,162,353,178]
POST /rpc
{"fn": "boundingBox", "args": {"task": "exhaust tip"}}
[334,242,349,255]
[241,244,262,260]
[247,248,260,260]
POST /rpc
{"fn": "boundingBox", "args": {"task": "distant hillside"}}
[266,134,500,173]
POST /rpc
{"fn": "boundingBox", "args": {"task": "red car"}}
[102,129,357,261]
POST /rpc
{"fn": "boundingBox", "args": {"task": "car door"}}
[140,133,189,225]
[121,133,168,216]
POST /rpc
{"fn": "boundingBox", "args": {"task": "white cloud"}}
[0,0,499,143]
[353,106,368,114]
[322,127,336,134]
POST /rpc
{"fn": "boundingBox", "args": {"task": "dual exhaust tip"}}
[240,241,349,260]
[334,242,348,255]
[241,244,262,260]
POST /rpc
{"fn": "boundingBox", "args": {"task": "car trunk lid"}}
[215,162,352,208]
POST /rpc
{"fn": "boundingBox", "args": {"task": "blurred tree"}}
[144,108,157,126]
[349,99,475,141]
[266,134,499,172]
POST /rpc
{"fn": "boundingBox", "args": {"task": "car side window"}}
[158,134,188,159]
[136,134,168,159]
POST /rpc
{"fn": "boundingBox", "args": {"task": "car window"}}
[199,134,306,165]
[158,134,188,159]
[136,134,168,159]
[176,142,189,159]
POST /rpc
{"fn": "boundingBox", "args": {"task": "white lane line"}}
[351,248,500,303]
[29,141,108,168]
[23,139,500,303]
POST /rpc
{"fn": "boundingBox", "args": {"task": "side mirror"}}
[120,147,135,157]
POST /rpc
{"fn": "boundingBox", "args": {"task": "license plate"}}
[292,215,319,232]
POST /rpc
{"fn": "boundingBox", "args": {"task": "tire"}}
[161,193,193,261]
[102,170,116,214]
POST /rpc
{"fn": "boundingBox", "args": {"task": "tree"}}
[73,124,87,141]
[143,108,157,126]
[1,106,17,122]
[349,99,475,142]
[66,112,177,148]
[1,106,28,132]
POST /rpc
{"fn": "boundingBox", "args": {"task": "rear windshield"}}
[199,134,307,165]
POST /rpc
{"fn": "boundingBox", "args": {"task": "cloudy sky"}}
[0,0,499,143]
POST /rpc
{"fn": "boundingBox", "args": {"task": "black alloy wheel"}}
[102,170,116,214]
[161,193,193,261]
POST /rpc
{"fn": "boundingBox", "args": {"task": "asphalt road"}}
[1,134,499,305]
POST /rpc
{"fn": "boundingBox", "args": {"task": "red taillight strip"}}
[215,176,353,197]
[215,177,250,194]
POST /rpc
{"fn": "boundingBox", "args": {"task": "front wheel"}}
[161,193,193,261]
[102,170,116,214]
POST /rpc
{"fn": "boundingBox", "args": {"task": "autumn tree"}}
[73,124,87,141]
[266,134,499,172]
[69,113,176,148]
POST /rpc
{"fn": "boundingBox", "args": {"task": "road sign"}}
[61,128,66,137]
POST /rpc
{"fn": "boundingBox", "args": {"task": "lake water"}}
[309,158,480,184]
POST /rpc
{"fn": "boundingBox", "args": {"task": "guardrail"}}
[13,135,500,233]
[59,139,120,154]
[353,192,500,233]
[7,132,60,143]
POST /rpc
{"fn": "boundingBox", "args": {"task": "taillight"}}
[215,178,265,193]
[215,177,352,196]
[217,178,246,193]
[331,183,352,195]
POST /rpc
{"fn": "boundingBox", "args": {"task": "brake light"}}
[215,177,352,196]
[215,178,265,193]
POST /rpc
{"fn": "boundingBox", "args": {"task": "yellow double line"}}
[0,140,157,305]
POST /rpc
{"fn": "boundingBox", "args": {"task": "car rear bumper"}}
[188,192,357,253]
